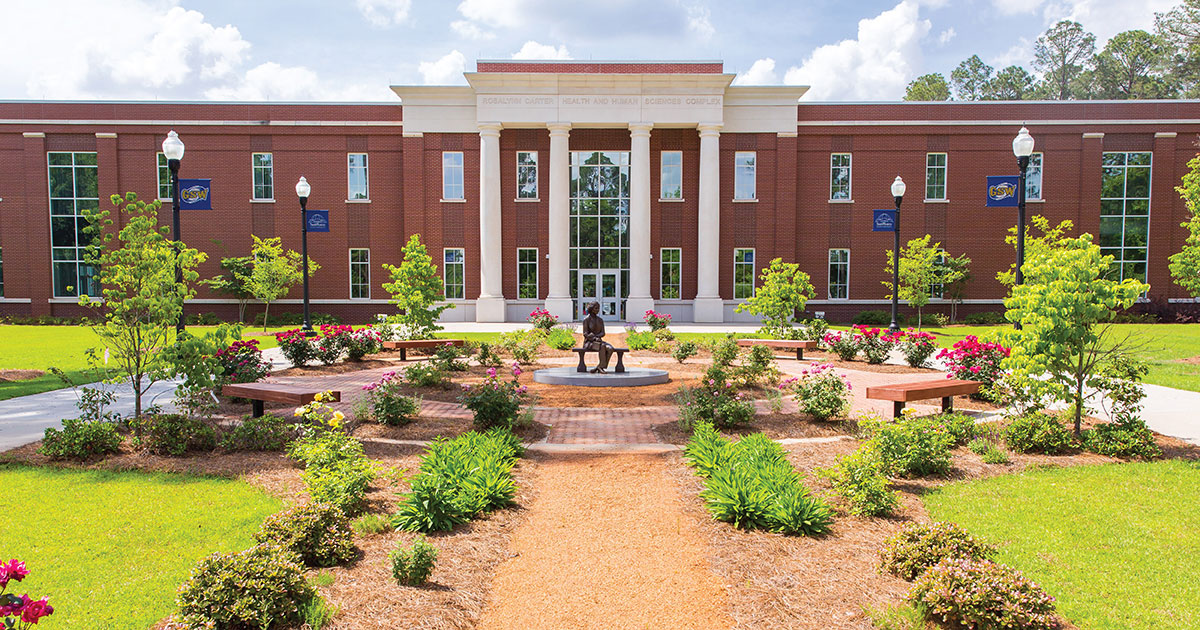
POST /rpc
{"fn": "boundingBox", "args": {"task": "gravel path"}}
[478,452,732,629]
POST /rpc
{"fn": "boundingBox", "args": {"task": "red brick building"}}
[0,60,1196,323]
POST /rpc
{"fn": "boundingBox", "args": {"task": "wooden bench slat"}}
[381,338,465,360]
[221,383,341,417]
[735,339,817,349]
[865,379,980,402]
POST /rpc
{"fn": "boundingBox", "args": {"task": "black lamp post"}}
[161,130,186,334]
[889,175,906,333]
[1012,126,1035,288]
[296,176,314,336]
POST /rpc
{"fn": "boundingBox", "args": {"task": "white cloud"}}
[686,4,715,40]
[205,62,394,101]
[453,0,707,42]
[457,0,525,29]
[990,38,1035,69]
[733,58,778,85]
[355,0,412,27]
[991,0,1045,15]
[511,41,572,60]
[1041,0,1177,42]
[784,1,931,100]
[451,20,494,40]
[419,50,468,84]
[937,27,956,45]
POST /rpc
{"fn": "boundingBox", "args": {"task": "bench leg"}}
[796,348,804,361]
[615,352,626,374]
[942,396,953,412]
[251,400,264,418]
[400,348,407,361]
[893,401,905,419]
[577,353,587,373]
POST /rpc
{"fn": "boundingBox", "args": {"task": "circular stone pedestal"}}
[532,367,670,387]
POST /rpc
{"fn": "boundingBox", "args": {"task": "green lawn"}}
[923,460,1200,630]
[0,464,281,628]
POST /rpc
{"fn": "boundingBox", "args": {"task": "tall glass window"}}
[734,248,756,299]
[49,152,100,297]
[1026,152,1043,200]
[157,152,172,200]
[660,151,682,199]
[569,151,631,317]
[517,151,538,199]
[443,152,464,200]
[348,153,369,200]
[930,249,946,298]
[734,152,756,200]
[925,153,947,200]
[443,248,465,299]
[828,249,849,299]
[830,153,851,200]
[517,247,538,298]
[660,248,681,299]
[1101,152,1152,283]
[349,248,370,299]
[252,153,273,200]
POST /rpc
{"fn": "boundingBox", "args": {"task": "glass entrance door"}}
[577,269,621,320]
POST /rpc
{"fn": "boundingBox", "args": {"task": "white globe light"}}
[1012,126,1035,158]
[161,130,184,161]
[890,175,906,198]
[295,176,311,199]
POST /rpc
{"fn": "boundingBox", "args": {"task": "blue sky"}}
[0,0,1177,102]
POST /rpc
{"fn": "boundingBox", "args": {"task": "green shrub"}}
[391,536,438,586]
[962,311,1007,325]
[497,329,542,364]
[546,327,576,350]
[287,430,376,515]
[784,362,851,421]
[672,340,699,363]
[351,513,392,535]
[673,380,755,430]
[739,344,777,385]
[361,371,422,426]
[968,437,992,455]
[300,596,338,630]
[1083,420,1161,460]
[475,342,503,367]
[254,502,356,567]
[626,330,656,351]
[864,415,954,478]
[129,414,217,456]
[39,418,122,461]
[220,414,293,451]
[173,543,316,629]
[404,362,449,388]
[710,336,739,367]
[819,443,899,517]
[431,342,469,372]
[909,558,1061,630]
[852,309,891,326]
[1004,413,1074,454]
[879,521,997,581]
[799,318,829,343]
[981,444,1011,464]
[929,412,979,445]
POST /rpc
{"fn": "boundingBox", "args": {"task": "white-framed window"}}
[252,152,273,200]
[734,248,755,299]
[442,151,464,200]
[348,153,369,200]
[930,249,946,299]
[660,248,681,299]
[157,152,172,200]
[443,248,465,299]
[660,151,682,199]
[828,249,849,299]
[517,151,538,199]
[1026,152,1043,201]
[1100,151,1152,283]
[349,248,370,299]
[925,153,947,200]
[830,153,851,200]
[734,152,756,200]
[517,247,538,298]
[49,152,100,298]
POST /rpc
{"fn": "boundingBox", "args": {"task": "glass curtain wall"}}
[569,151,630,319]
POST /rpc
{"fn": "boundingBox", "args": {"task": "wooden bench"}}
[865,379,981,418]
[221,383,341,418]
[736,338,818,360]
[381,338,465,361]
[572,347,629,373]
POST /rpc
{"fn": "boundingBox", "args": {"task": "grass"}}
[0,464,281,628]
[923,460,1200,630]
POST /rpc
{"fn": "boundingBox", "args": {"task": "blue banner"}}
[305,209,329,232]
[873,209,898,232]
[177,178,211,210]
[986,175,1019,207]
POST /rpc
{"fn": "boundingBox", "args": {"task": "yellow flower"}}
[332,411,345,423]
[294,407,305,417]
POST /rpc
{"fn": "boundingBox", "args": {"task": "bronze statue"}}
[581,301,614,373]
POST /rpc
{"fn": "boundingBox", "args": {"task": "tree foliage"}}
[950,55,994,100]
[1033,20,1096,100]
[1169,153,1200,298]
[200,255,254,323]
[986,65,1036,100]
[904,73,951,101]
[883,235,965,330]
[246,236,318,331]
[383,234,451,340]
[1155,0,1200,97]
[734,257,815,336]
[1094,30,1174,98]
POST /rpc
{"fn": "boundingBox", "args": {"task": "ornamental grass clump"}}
[782,361,852,421]
[254,502,356,568]
[459,363,534,431]
[879,521,998,581]
[937,335,1010,401]
[361,371,421,426]
[909,558,1061,630]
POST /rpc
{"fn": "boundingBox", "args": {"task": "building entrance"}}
[569,150,630,321]
[577,269,621,320]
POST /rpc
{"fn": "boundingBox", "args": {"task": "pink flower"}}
[512,366,522,377]
[0,594,31,617]
[20,598,53,624]
[487,367,497,378]
[517,385,528,394]
[0,559,28,587]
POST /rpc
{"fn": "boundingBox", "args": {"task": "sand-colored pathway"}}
[478,453,733,630]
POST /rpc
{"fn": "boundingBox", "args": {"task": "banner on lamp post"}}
[986,176,1019,207]
[177,179,211,210]
[873,209,898,232]
[305,209,329,232]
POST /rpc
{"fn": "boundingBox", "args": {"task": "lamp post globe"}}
[297,177,314,335]
[162,130,186,334]
[889,175,905,333]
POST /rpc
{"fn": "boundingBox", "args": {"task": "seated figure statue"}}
[581,301,614,373]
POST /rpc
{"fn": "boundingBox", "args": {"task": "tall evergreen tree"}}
[1033,20,1097,100]
[1155,0,1200,97]
[950,55,995,100]
[903,73,951,101]
[1093,30,1174,98]
[986,65,1036,100]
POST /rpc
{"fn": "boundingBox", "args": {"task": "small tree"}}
[81,192,206,418]
[1169,153,1200,298]
[734,257,815,337]
[883,235,943,330]
[247,236,318,331]
[200,255,254,323]
[383,234,452,340]
[940,253,973,323]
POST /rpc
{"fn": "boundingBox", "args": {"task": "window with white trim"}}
[925,153,947,200]
[828,249,849,299]
[517,247,538,298]
[930,249,946,299]
[443,152,464,200]
[660,248,681,299]
[660,151,682,199]
[443,248,465,299]
[49,151,99,298]
[734,248,755,299]
[1026,152,1043,201]
[350,248,370,299]
[157,152,171,200]
[734,152,756,200]
[830,153,851,200]
[252,153,273,200]
[348,153,369,200]
[1100,151,1152,283]
[517,151,538,199]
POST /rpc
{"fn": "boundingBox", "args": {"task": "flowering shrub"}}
[288,393,375,514]
[344,327,382,361]
[937,335,1010,400]
[459,363,533,431]
[498,329,543,364]
[783,362,851,420]
[1,559,54,628]
[879,521,998,581]
[173,543,315,629]
[643,309,672,331]
[254,502,356,568]
[215,339,271,384]
[404,362,449,388]
[432,342,468,372]
[892,329,938,368]
[853,325,894,364]
[361,371,421,426]
[823,331,858,361]
[527,307,558,331]
[675,370,756,430]
[672,340,699,363]
[275,329,315,367]
[909,558,1061,630]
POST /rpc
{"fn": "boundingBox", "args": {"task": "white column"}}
[694,123,724,322]
[625,122,655,322]
[544,122,574,321]
[476,122,506,322]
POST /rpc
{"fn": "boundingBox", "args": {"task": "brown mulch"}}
[0,369,45,382]
[1173,355,1200,365]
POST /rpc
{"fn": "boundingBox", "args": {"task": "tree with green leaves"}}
[200,255,254,323]
[1033,20,1096,99]
[903,73,951,101]
[247,235,318,331]
[735,258,815,338]
[1169,153,1200,298]
[939,252,973,323]
[1155,0,1200,97]
[986,65,1036,100]
[383,234,451,340]
[80,192,206,418]
[950,55,994,100]
[1093,30,1174,99]
[883,235,950,330]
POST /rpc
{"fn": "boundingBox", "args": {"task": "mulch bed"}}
[0,369,46,382]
